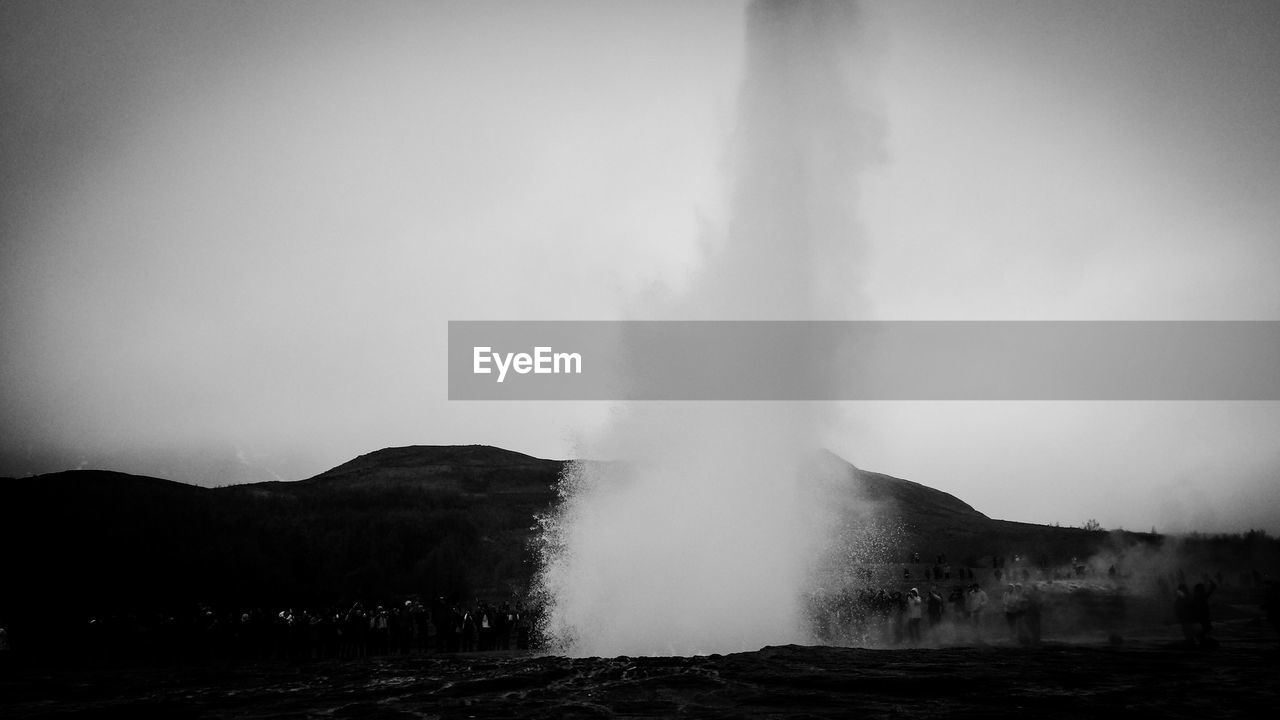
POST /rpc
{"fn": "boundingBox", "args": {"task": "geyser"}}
[534,0,878,656]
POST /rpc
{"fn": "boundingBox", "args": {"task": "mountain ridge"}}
[1,443,1114,619]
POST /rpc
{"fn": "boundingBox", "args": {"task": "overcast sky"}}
[2,0,1278,533]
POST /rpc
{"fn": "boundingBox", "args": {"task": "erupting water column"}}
[534,0,877,657]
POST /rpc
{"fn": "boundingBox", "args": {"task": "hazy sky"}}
[3,1,1278,533]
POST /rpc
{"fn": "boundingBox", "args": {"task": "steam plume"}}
[534,0,879,657]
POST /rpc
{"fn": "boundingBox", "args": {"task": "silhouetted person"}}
[450,605,465,653]
[948,586,965,621]
[927,587,945,638]
[905,589,923,644]
[461,608,477,652]
[497,602,512,651]
[408,601,429,653]
[348,604,369,658]
[965,583,988,642]
[1024,584,1042,646]
[433,599,452,652]
[424,604,440,650]
[371,606,391,655]
[515,601,531,651]
[1001,583,1022,642]
[478,603,494,651]
[1192,580,1217,647]
[1174,584,1195,646]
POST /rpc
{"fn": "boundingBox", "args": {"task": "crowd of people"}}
[810,552,1280,650]
[1173,580,1217,648]
[999,582,1044,645]
[808,580,1025,647]
[1,597,537,667]
[3,552,1276,668]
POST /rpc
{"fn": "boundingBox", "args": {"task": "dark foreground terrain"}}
[3,620,1276,719]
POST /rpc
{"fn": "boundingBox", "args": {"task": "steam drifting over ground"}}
[533,0,881,657]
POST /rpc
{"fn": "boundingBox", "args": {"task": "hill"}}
[3,445,1271,627]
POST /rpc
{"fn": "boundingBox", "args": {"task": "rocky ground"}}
[3,619,1276,719]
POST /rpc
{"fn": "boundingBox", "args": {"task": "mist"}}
[532,0,879,657]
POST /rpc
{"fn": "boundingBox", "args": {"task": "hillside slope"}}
[1,445,1102,615]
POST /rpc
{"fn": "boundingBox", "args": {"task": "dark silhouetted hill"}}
[5,444,1273,629]
[1,446,567,621]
